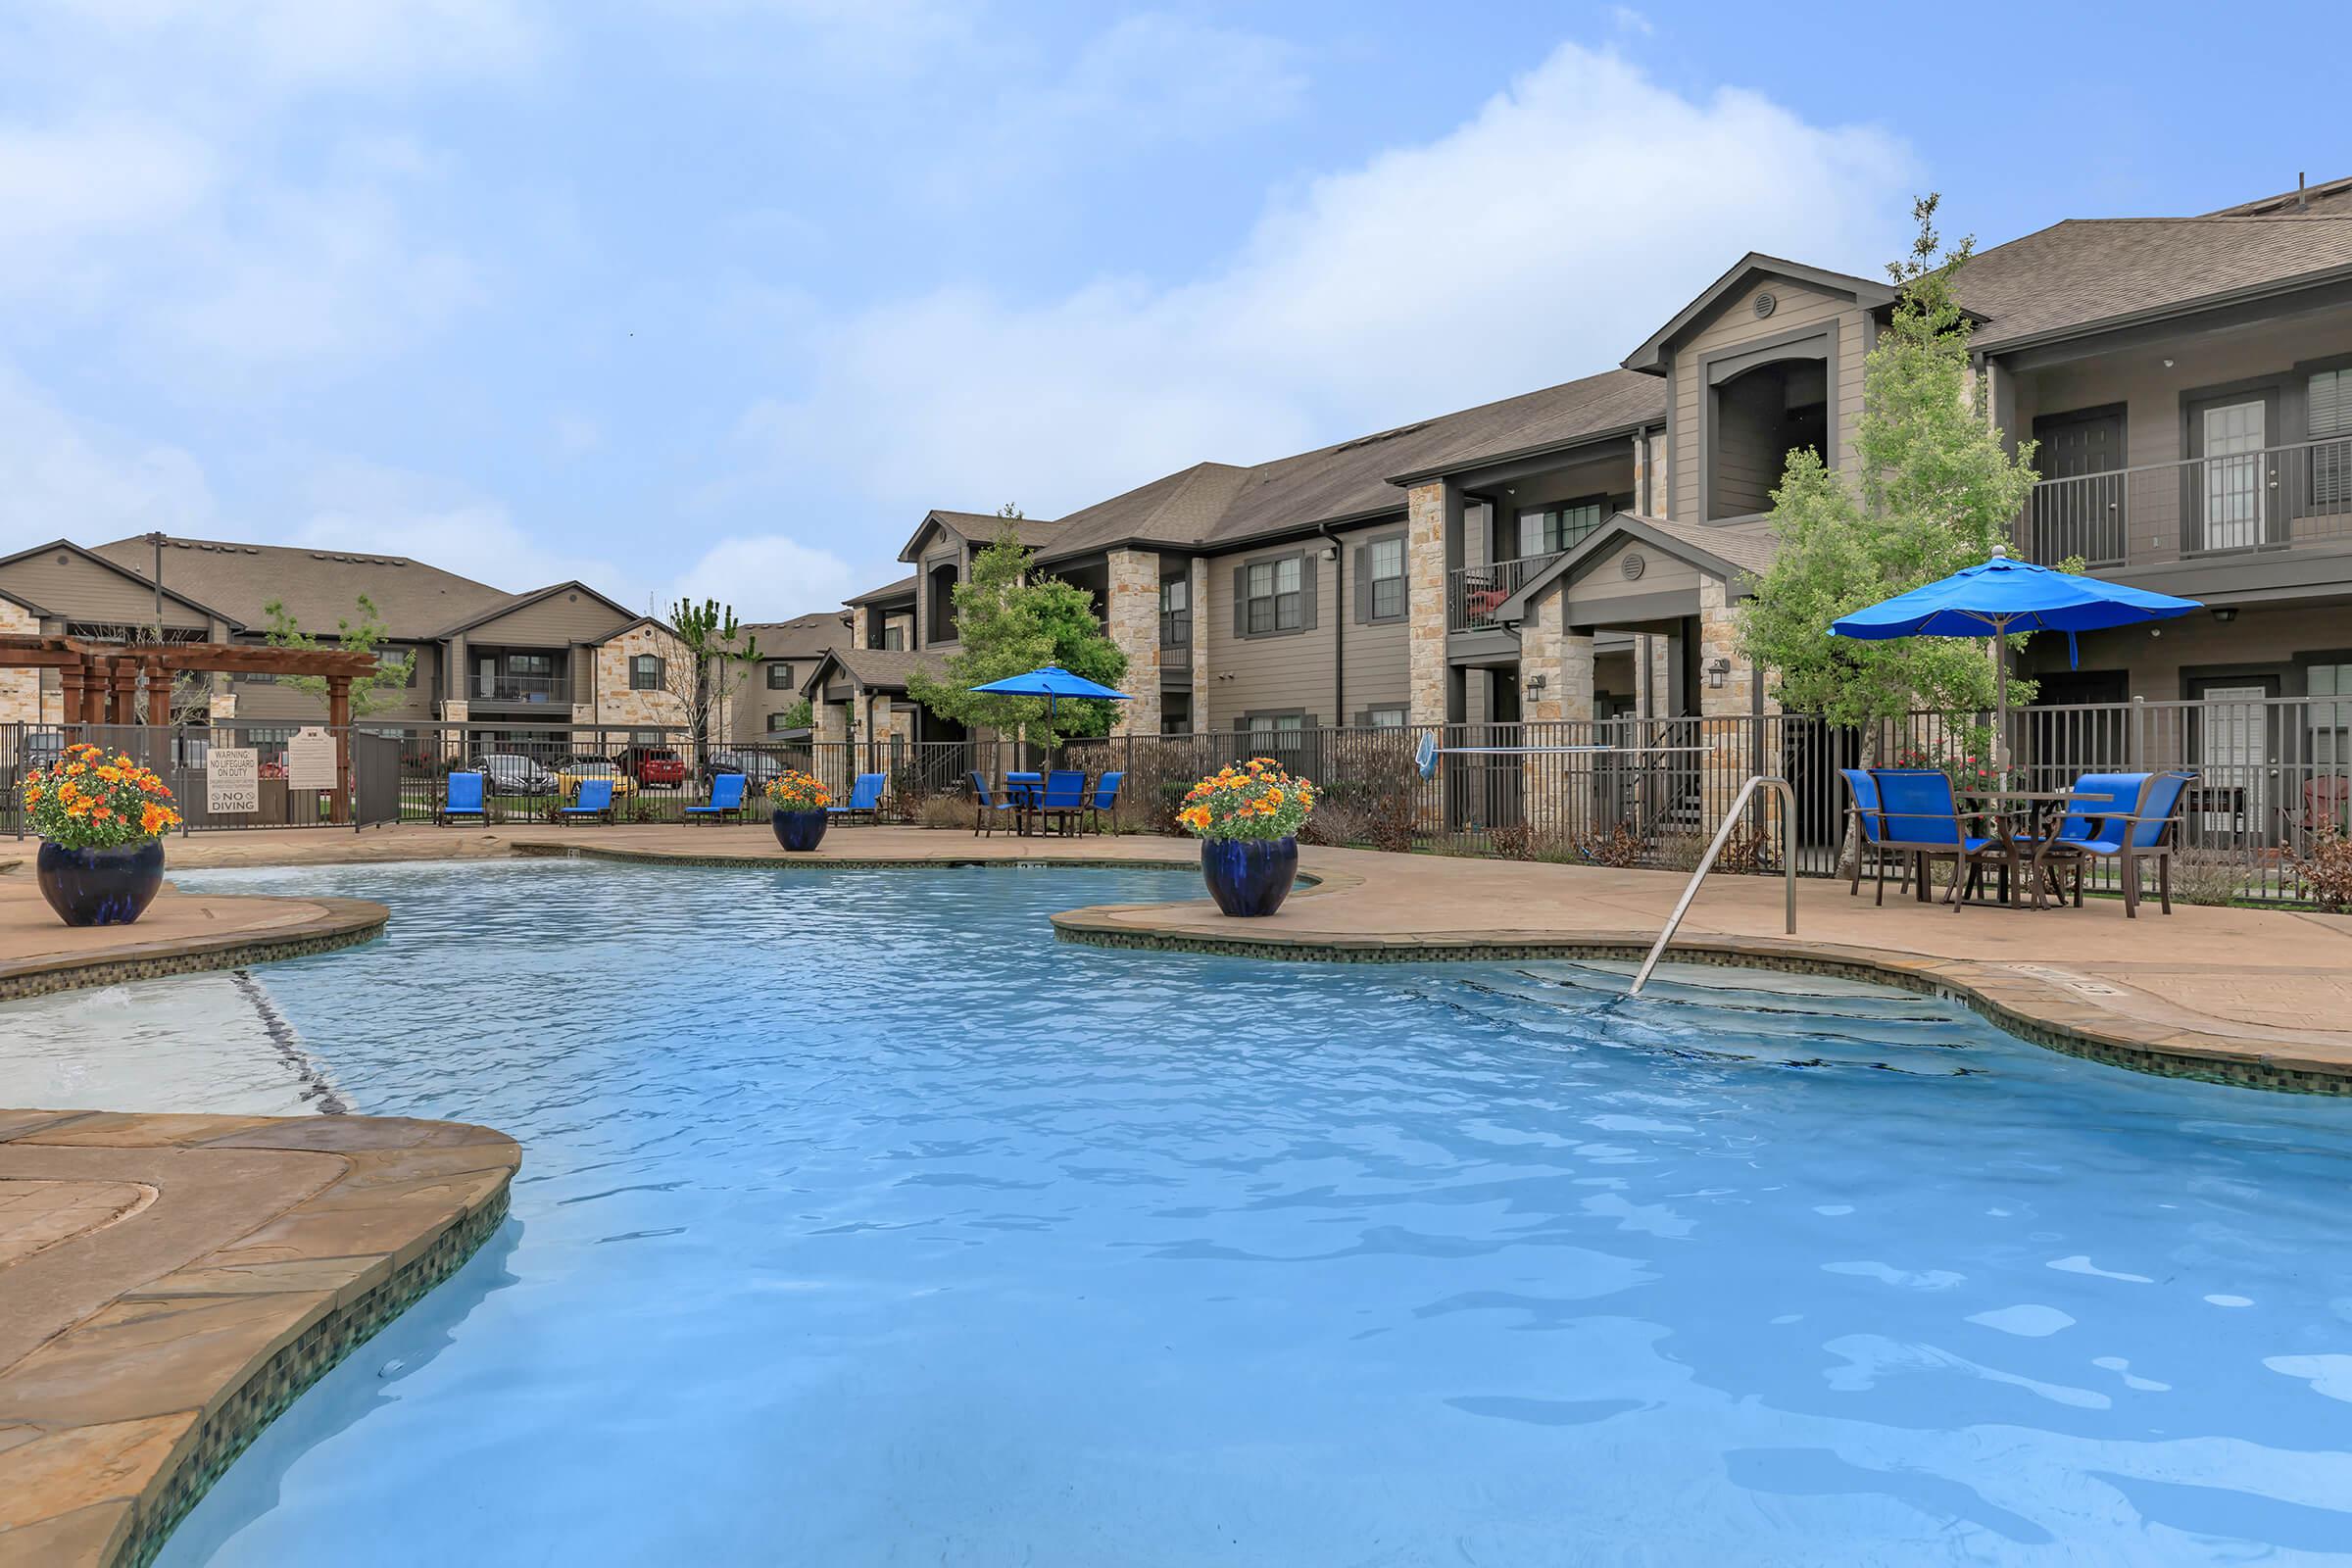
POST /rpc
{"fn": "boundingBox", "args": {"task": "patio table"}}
[1963,789,2087,908]
[1004,772,1044,836]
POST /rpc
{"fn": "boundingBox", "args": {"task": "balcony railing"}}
[2018,435,2352,568]
[1447,552,1565,633]
[471,674,571,707]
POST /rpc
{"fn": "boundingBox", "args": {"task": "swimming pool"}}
[68,858,2352,1563]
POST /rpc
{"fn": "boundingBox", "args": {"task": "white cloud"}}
[745,43,1915,518]
[0,366,217,552]
[666,534,887,622]
[290,459,630,600]
[31,0,540,88]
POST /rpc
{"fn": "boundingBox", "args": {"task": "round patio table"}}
[1963,789,2087,908]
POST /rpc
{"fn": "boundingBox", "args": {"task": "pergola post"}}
[110,659,140,729]
[328,674,353,826]
[59,661,84,735]
[81,655,111,726]
[144,658,172,726]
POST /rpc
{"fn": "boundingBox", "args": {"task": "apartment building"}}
[834,174,2352,775]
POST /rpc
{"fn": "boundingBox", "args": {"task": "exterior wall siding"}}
[464,591,633,648]
[0,552,211,630]
[1670,278,1867,525]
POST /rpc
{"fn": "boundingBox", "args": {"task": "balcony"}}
[1447,552,1565,633]
[470,673,571,708]
[2018,435,2352,568]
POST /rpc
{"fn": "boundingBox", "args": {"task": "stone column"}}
[1102,548,1160,737]
[1517,588,1595,846]
[1406,480,1449,727]
[1188,556,1209,733]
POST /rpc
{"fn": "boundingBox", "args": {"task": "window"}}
[1364,706,1407,729]
[881,624,905,651]
[1367,536,1405,620]
[766,662,794,689]
[2310,662,2352,766]
[377,651,416,688]
[766,711,796,733]
[630,654,663,690]
[1246,557,1302,635]
[506,653,554,678]
[1515,500,1606,559]
[2312,368,2352,512]
[1161,576,1190,647]
[927,562,959,644]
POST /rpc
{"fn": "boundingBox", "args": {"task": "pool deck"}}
[0,876,386,1004]
[0,1110,517,1567]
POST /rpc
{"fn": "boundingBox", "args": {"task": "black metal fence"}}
[1,723,404,834]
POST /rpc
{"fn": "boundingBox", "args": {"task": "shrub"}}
[2168,848,2247,907]
[914,794,969,830]
[1573,821,1645,868]
[2293,826,2352,910]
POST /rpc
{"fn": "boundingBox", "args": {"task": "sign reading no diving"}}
[208,748,260,814]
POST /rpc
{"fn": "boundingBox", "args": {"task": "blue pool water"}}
[118,859,2352,1565]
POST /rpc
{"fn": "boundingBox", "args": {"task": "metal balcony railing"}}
[472,674,571,706]
[1446,551,1565,633]
[2018,434,2352,567]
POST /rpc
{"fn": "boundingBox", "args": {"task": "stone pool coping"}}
[0,878,386,1004]
[0,1110,518,1568]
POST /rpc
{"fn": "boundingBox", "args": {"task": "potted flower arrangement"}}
[766,770,832,852]
[20,743,182,926]
[1177,757,1316,917]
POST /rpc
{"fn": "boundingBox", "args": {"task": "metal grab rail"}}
[1630,774,1796,997]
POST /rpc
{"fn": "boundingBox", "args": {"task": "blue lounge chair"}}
[438,770,487,826]
[1837,767,1911,905]
[684,771,748,825]
[830,772,886,824]
[1869,768,2014,910]
[1083,770,1125,835]
[560,777,615,824]
[2036,770,2194,916]
[970,771,1022,837]
[1004,770,1043,810]
[1033,769,1088,836]
[2011,772,2142,908]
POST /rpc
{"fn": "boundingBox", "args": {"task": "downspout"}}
[1318,520,1346,725]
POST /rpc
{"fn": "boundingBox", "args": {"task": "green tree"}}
[778,696,813,731]
[1738,194,2041,754]
[260,595,415,718]
[661,599,762,767]
[906,526,1129,745]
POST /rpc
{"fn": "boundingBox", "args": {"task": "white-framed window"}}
[1160,576,1190,646]
[1368,536,1405,620]
[1246,557,1301,635]
[1364,706,1407,729]
[1517,500,1606,559]
[2310,662,2352,766]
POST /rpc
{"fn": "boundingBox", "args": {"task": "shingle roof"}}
[923,510,1063,551]
[2206,175,2352,219]
[740,611,848,661]
[91,534,512,641]
[846,572,918,607]
[808,646,936,693]
[1034,369,1664,564]
[1958,217,2352,351]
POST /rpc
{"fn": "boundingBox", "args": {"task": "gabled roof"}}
[739,611,849,661]
[3,538,238,626]
[1621,254,1896,373]
[430,579,639,640]
[1496,514,1778,622]
[1957,216,2352,353]
[2207,174,2352,219]
[90,534,509,640]
[846,572,918,608]
[900,509,1062,563]
[800,645,936,696]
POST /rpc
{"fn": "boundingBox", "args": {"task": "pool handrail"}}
[1631,774,1795,997]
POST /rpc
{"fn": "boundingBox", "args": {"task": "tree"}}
[1739,194,2041,750]
[906,526,1129,746]
[659,600,762,766]
[778,696,812,731]
[260,595,415,718]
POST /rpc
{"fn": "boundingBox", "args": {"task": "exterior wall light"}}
[1705,658,1732,690]
[2212,607,2238,623]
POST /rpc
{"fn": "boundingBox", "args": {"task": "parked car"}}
[554,756,637,800]
[612,745,686,787]
[477,752,560,796]
[706,750,787,789]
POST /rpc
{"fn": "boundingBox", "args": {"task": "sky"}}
[2,0,2345,623]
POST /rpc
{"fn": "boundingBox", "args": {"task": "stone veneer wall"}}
[1103,548,1159,737]
[1696,576,1773,720]
[0,598,37,722]
[591,624,694,731]
[1517,589,1593,725]
[1405,481,1447,726]
[1189,556,1209,729]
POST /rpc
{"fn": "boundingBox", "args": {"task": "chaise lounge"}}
[684,772,749,825]
[830,772,887,825]
[439,769,487,827]
[560,777,616,825]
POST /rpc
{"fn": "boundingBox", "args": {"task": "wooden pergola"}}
[0,635,383,821]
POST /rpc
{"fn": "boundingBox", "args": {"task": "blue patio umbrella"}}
[967,664,1131,723]
[1828,544,2201,762]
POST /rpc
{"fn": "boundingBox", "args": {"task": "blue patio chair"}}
[1083,770,1125,835]
[829,772,886,824]
[1869,767,2014,910]
[2013,772,2143,908]
[970,771,1022,837]
[1033,769,1089,836]
[438,770,487,826]
[1838,766,1910,905]
[560,777,615,824]
[1004,770,1043,810]
[684,771,748,825]
[2041,770,2194,916]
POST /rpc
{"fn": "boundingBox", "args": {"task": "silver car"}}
[477,752,560,795]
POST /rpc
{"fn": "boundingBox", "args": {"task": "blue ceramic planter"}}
[1200,835,1298,917]
[771,808,829,853]
[36,839,166,927]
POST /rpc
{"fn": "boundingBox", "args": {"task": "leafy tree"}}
[661,599,762,766]
[778,696,813,730]
[906,526,1128,745]
[260,595,415,718]
[1739,194,2041,753]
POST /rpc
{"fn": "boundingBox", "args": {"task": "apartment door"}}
[2198,399,2271,552]
[2031,407,2125,564]
[2199,683,2271,842]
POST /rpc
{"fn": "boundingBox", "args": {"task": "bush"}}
[913,794,969,830]
[2293,826,2352,910]
[2168,848,2247,906]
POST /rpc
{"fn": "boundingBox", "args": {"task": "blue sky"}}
[2,0,2344,621]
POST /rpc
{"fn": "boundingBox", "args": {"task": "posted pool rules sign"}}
[208,748,260,814]
[288,728,338,792]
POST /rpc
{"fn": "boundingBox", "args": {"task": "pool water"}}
[79,859,2352,1563]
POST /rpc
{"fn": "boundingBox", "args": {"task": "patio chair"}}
[1033,769,1089,836]
[829,772,886,824]
[1837,767,1911,905]
[2280,775,2352,850]
[438,770,487,826]
[970,771,1022,837]
[560,777,616,825]
[2013,772,2144,909]
[683,771,748,825]
[1868,768,2014,911]
[1083,770,1125,835]
[2042,770,2195,917]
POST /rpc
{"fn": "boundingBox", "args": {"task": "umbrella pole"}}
[1992,614,2010,775]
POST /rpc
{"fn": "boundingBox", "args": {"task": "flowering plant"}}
[765,771,831,812]
[22,743,181,850]
[1176,758,1316,842]
[1891,731,2014,796]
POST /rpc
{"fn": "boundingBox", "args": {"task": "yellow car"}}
[554,761,637,802]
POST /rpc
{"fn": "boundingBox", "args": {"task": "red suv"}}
[612,745,685,787]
